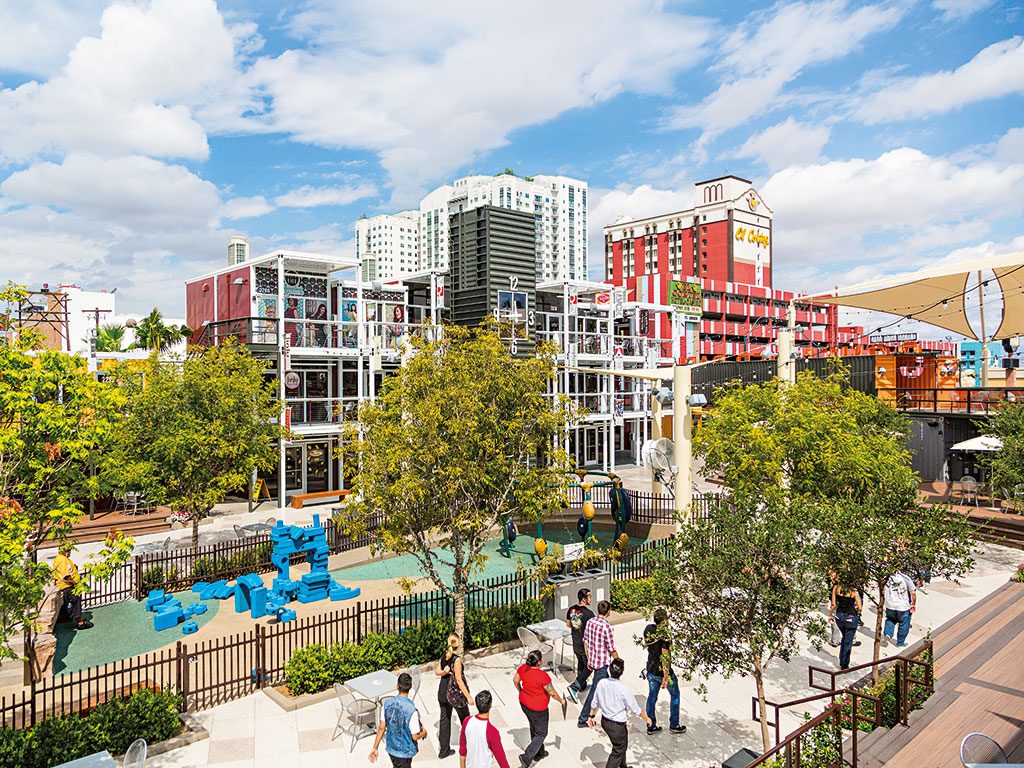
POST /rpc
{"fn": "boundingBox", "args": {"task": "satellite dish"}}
[641,438,677,497]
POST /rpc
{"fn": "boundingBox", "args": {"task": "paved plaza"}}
[146,543,1019,768]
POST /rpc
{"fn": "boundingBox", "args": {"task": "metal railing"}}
[877,387,1024,414]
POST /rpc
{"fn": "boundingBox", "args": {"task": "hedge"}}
[609,576,675,612]
[0,689,181,768]
[285,599,544,695]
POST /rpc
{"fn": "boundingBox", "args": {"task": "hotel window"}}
[645,234,656,273]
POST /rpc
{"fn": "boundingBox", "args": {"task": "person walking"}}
[882,571,917,648]
[53,544,92,630]
[642,608,685,735]
[565,588,594,702]
[369,672,427,767]
[577,600,618,728]
[829,581,862,670]
[587,658,652,768]
[459,690,510,768]
[513,649,566,767]
[437,633,472,759]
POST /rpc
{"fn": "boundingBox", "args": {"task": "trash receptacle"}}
[544,572,595,621]
[583,567,611,605]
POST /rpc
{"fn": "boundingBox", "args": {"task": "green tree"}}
[983,401,1024,501]
[131,308,191,352]
[107,340,283,548]
[88,324,127,353]
[340,325,575,644]
[655,493,827,752]
[0,283,131,660]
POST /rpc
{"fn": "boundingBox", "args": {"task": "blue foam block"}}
[146,589,165,603]
[330,586,361,601]
[154,607,184,632]
[278,609,296,623]
[188,602,208,616]
[181,620,199,634]
[191,582,209,594]
[213,584,235,599]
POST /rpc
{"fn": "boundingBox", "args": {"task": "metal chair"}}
[957,476,980,506]
[265,517,277,526]
[233,524,253,540]
[333,682,377,752]
[960,732,1007,766]
[516,627,554,668]
[401,665,423,702]
[123,738,147,768]
[559,634,575,670]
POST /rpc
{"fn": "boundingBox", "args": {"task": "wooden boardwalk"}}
[858,581,1024,767]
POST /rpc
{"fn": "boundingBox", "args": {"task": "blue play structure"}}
[147,514,361,633]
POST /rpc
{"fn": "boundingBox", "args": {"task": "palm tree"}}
[130,309,192,352]
[92,324,127,352]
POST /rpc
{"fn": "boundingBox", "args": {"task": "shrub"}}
[610,577,674,612]
[0,688,180,768]
[1014,562,1024,583]
[140,565,180,593]
[284,599,544,696]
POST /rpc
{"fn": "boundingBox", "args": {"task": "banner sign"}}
[667,280,703,318]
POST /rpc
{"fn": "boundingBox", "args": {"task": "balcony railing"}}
[878,387,1024,414]
[192,316,423,353]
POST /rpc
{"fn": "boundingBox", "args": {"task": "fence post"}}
[134,555,143,601]
[255,623,265,689]
[29,674,37,728]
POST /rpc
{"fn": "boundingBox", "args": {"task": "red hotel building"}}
[603,175,857,358]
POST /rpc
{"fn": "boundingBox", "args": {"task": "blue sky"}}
[0,0,1022,327]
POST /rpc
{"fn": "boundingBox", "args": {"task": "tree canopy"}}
[983,401,1024,500]
[131,309,191,352]
[341,325,575,642]
[107,340,283,548]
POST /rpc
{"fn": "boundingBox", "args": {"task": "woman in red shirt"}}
[512,650,565,767]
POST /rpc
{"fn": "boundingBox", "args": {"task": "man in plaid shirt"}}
[576,600,619,727]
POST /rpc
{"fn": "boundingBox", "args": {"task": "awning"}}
[949,435,1003,452]
[813,251,1024,341]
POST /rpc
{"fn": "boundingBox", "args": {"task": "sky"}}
[0,0,1022,332]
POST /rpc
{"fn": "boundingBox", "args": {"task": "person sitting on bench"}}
[53,544,93,630]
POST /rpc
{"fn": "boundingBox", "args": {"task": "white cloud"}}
[0,0,107,77]
[856,37,1024,124]
[731,118,831,170]
[932,0,995,21]
[761,141,1024,301]
[586,184,694,278]
[274,184,378,209]
[996,127,1024,163]
[0,0,252,162]
[1,154,220,230]
[245,1,712,201]
[218,196,275,222]
[667,1,903,150]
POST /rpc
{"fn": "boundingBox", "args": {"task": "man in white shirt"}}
[587,658,652,768]
[882,572,917,648]
[460,690,510,768]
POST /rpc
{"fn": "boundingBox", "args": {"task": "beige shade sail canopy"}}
[811,251,1024,341]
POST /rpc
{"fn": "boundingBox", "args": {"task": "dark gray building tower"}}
[448,205,536,355]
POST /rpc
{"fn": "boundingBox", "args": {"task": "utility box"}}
[583,567,611,605]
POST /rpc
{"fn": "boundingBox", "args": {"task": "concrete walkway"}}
[146,543,1019,768]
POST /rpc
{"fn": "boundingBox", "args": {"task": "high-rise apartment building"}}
[227,236,249,266]
[362,172,587,282]
[354,211,421,281]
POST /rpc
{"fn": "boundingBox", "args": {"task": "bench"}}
[290,490,351,509]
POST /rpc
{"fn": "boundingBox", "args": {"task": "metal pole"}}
[673,363,692,527]
[277,255,287,510]
[977,270,989,387]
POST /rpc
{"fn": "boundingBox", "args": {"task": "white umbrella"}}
[950,435,1003,452]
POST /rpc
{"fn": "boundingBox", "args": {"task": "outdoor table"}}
[347,669,399,728]
[54,751,117,768]
[241,523,273,534]
[527,618,571,641]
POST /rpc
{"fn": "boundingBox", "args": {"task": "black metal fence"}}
[2,540,670,727]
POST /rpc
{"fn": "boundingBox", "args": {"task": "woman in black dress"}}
[435,633,471,759]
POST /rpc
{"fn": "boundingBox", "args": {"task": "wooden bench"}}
[290,489,351,509]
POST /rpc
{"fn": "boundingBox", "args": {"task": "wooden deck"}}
[38,506,173,548]
[858,581,1024,767]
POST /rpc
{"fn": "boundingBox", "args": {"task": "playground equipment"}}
[144,514,362,632]
[500,470,633,560]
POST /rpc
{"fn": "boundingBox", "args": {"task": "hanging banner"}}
[568,289,579,316]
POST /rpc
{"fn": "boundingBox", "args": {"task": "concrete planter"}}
[140,711,208,761]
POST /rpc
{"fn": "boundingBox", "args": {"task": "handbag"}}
[445,660,468,709]
[830,618,842,647]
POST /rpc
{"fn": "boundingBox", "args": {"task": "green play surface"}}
[53,590,221,676]
[330,529,647,586]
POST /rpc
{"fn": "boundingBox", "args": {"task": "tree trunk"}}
[753,656,772,754]
[191,513,200,550]
[453,574,466,650]
[872,582,886,685]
